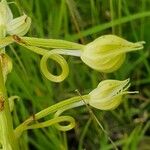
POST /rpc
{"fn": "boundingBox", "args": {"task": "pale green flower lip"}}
[81,35,145,73]
[89,79,138,110]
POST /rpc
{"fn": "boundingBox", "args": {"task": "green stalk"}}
[0,27,19,150]
[0,59,19,150]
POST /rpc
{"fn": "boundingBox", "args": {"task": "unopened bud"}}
[89,79,138,110]
[81,35,145,73]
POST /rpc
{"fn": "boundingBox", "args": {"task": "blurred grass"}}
[5,0,150,149]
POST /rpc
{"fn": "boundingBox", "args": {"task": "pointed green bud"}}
[81,35,145,73]
[89,79,138,110]
[0,53,12,82]
[7,14,31,36]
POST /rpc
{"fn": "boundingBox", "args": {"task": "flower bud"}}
[81,35,144,73]
[89,79,137,110]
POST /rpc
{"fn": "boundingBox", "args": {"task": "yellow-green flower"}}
[89,79,137,110]
[81,35,144,73]
[0,0,31,36]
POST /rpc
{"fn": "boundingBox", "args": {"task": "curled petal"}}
[40,51,69,82]
[11,39,70,82]
[26,116,75,132]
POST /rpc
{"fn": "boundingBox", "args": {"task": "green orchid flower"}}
[89,79,138,110]
[81,35,145,73]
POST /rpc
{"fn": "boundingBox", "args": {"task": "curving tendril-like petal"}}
[26,116,75,132]
[54,100,85,130]
[12,35,71,82]
[40,51,69,82]
[14,95,89,138]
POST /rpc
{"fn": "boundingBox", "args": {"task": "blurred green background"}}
[6,0,150,149]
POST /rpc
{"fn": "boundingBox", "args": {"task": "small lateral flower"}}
[89,79,138,110]
[0,0,31,36]
[81,35,145,73]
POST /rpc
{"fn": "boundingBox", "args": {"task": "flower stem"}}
[0,59,19,150]
[0,27,19,150]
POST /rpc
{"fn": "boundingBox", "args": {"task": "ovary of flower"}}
[0,0,31,36]
[89,79,138,110]
[81,35,145,73]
